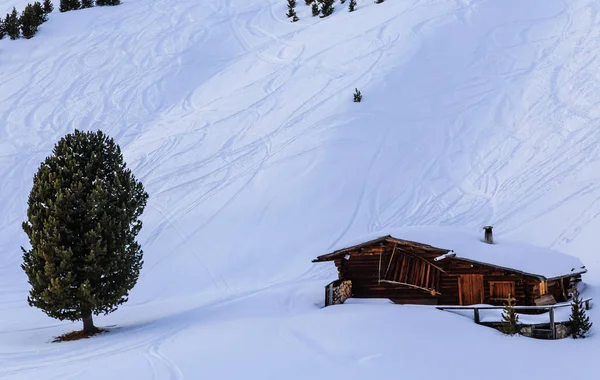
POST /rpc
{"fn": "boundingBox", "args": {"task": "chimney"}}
[483,226,493,244]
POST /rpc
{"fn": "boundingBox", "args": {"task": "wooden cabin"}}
[313,226,587,307]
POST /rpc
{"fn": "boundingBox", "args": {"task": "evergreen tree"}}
[81,0,94,8]
[349,0,356,12]
[33,2,48,24]
[20,4,39,39]
[291,12,299,22]
[43,0,54,13]
[311,1,319,16]
[304,0,312,5]
[59,0,80,12]
[21,129,149,334]
[569,289,592,338]
[286,0,296,18]
[353,88,362,102]
[5,8,21,40]
[0,17,6,40]
[500,293,519,335]
[320,0,334,17]
[97,0,120,6]
[375,0,384,3]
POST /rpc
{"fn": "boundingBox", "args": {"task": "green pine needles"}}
[500,293,519,335]
[569,289,592,338]
[21,129,149,333]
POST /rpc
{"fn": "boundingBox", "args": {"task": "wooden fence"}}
[436,298,592,340]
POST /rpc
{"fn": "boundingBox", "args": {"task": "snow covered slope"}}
[1,0,600,378]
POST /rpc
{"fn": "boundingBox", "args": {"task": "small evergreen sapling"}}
[349,0,356,12]
[5,8,21,40]
[286,0,296,18]
[43,0,54,13]
[20,4,39,39]
[0,18,6,39]
[60,0,80,12]
[569,289,592,338]
[311,1,319,16]
[292,13,299,22]
[33,2,48,24]
[320,0,334,17]
[353,88,362,102]
[500,294,519,335]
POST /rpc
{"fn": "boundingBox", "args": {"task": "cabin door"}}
[458,275,484,305]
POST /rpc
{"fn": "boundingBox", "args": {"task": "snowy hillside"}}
[1,0,600,378]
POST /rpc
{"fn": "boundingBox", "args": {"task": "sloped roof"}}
[315,226,586,280]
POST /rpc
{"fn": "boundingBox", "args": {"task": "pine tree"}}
[0,17,6,40]
[292,13,299,22]
[20,4,39,39]
[375,0,384,3]
[43,0,54,13]
[353,88,362,102]
[569,289,592,338]
[5,8,21,40]
[320,0,334,17]
[33,2,48,24]
[311,1,319,16]
[500,293,519,335]
[21,129,149,334]
[59,0,80,12]
[81,0,94,8]
[97,0,120,6]
[286,0,296,18]
[349,0,356,12]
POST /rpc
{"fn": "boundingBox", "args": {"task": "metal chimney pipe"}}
[483,226,493,244]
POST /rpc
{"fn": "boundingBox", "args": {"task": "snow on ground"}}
[2,0,600,378]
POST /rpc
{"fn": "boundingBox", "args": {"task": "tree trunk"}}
[82,314,97,334]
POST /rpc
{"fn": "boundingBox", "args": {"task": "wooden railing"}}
[436,298,592,340]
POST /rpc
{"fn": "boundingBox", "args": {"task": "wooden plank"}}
[379,280,442,295]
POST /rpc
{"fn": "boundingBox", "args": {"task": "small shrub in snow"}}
[20,4,40,39]
[340,0,345,3]
[81,0,94,9]
[286,0,296,18]
[311,2,319,16]
[4,8,21,40]
[353,88,362,102]
[59,0,80,12]
[43,0,54,13]
[500,294,519,335]
[292,14,299,22]
[320,0,334,17]
[0,17,6,40]
[569,289,592,338]
[349,0,356,12]
[375,0,384,3]
[96,0,119,6]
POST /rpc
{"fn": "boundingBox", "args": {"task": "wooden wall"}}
[329,240,582,306]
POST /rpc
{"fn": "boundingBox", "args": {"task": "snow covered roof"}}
[319,226,586,280]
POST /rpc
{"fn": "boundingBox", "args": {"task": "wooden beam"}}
[549,308,555,340]
[384,244,397,278]
[402,250,447,273]
[379,280,442,295]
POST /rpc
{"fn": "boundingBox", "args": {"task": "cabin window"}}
[489,281,515,300]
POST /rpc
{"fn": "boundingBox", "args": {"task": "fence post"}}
[549,307,555,340]
[474,308,480,324]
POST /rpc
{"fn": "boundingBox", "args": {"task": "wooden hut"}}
[313,226,587,307]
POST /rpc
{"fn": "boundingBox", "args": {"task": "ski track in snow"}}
[2,0,600,378]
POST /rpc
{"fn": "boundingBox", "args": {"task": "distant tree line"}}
[287,0,383,20]
[0,0,119,41]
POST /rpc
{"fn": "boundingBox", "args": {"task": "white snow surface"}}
[325,226,586,279]
[1,0,600,378]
